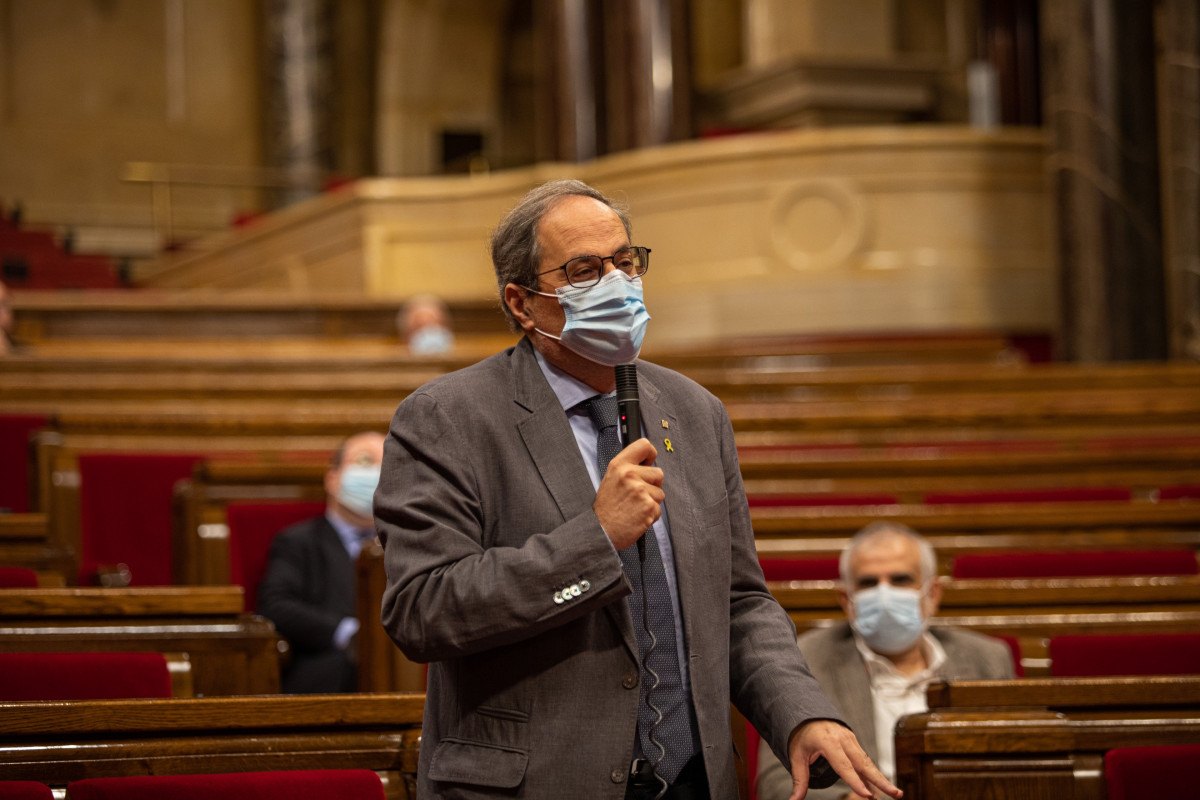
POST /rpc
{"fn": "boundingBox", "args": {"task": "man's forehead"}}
[851,537,920,572]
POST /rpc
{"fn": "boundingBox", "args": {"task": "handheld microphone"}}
[615,363,645,561]
[615,363,640,450]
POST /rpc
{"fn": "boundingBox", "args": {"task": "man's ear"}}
[504,283,535,333]
[925,576,944,616]
[836,586,852,618]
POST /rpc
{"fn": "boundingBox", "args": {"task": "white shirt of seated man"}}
[838,524,944,793]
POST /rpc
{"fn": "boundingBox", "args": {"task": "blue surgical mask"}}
[531,269,650,366]
[337,464,381,517]
[850,582,927,655]
[409,324,455,355]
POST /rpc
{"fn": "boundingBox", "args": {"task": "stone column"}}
[534,0,602,162]
[1041,0,1169,361]
[604,0,692,152]
[263,0,334,209]
[1156,0,1200,359]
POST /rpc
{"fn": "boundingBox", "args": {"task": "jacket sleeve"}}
[713,393,847,791]
[374,389,631,663]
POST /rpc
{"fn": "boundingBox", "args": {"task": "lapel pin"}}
[664,438,674,453]
[661,420,669,429]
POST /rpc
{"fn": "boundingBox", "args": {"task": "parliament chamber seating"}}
[227,501,326,611]
[952,548,1200,579]
[0,694,422,797]
[64,769,387,800]
[1048,633,1200,677]
[0,568,36,588]
[77,452,203,586]
[0,585,278,696]
[0,652,173,701]
[0,415,47,515]
[0,782,52,800]
[895,677,1200,799]
[1104,745,1200,800]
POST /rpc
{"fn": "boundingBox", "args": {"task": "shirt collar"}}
[326,510,373,555]
[852,628,947,685]
[531,347,611,411]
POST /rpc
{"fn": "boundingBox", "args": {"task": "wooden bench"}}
[680,360,1200,402]
[0,693,422,798]
[752,499,1200,546]
[894,676,1200,800]
[171,460,328,585]
[0,513,74,577]
[771,575,1200,676]
[0,586,281,695]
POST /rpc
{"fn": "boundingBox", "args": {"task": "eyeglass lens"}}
[564,246,648,287]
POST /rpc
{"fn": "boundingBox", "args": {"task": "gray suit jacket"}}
[756,623,1016,800]
[376,338,846,799]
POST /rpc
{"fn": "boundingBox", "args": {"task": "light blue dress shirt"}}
[532,349,692,693]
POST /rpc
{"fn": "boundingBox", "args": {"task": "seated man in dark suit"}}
[257,431,384,693]
[757,522,1016,800]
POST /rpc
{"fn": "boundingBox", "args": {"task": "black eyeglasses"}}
[535,245,651,289]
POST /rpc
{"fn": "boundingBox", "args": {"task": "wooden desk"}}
[0,586,281,695]
[0,692,423,798]
[894,677,1200,800]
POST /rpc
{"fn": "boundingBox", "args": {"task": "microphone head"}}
[615,362,639,399]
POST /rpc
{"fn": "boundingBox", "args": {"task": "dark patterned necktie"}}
[585,394,699,784]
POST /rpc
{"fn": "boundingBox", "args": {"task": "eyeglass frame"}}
[534,245,651,289]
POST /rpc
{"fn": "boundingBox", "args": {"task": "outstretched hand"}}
[787,720,902,800]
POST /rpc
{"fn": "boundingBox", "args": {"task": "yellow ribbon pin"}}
[664,438,674,452]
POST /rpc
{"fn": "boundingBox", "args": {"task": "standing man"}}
[757,522,1016,800]
[375,180,901,800]
[258,431,383,693]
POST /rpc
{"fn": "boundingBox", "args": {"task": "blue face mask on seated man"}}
[850,582,927,655]
[531,269,650,367]
[337,464,381,518]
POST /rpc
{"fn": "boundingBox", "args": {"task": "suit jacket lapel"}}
[510,339,638,658]
[635,369,695,628]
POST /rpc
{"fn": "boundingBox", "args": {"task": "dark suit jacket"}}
[757,623,1017,800]
[376,338,845,799]
[256,515,357,693]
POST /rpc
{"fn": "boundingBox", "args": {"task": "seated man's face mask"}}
[530,270,650,366]
[338,464,382,517]
[850,582,928,655]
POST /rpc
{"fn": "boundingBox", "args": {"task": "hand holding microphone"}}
[593,363,662,552]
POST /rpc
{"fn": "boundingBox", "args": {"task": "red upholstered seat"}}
[1159,484,1200,501]
[1049,633,1200,677]
[759,557,840,581]
[746,722,763,800]
[952,549,1199,579]
[925,486,1132,504]
[747,493,896,508]
[997,635,1025,678]
[1105,745,1200,800]
[77,452,203,585]
[0,652,172,700]
[0,782,53,800]
[0,414,47,513]
[227,501,326,612]
[66,770,386,800]
[0,567,38,588]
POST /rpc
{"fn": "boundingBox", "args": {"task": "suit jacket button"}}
[622,672,639,689]
[569,583,582,597]
[610,768,626,783]
[553,591,564,604]
[579,579,591,592]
